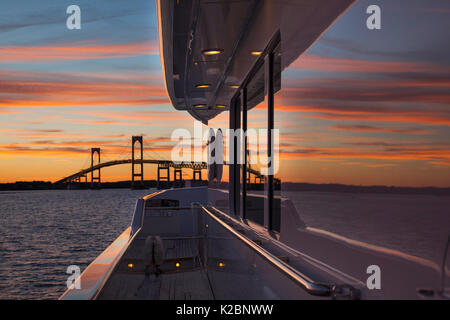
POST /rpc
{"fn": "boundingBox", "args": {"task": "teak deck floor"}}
[97,237,214,300]
[98,270,214,300]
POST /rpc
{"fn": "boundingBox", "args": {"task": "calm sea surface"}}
[0,189,152,299]
[1,189,449,299]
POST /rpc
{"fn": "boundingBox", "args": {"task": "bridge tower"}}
[131,136,144,189]
[90,148,101,188]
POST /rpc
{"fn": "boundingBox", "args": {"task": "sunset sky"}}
[0,0,449,186]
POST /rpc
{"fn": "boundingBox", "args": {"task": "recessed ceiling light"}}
[251,51,262,56]
[229,85,239,89]
[193,104,206,108]
[202,49,224,55]
[195,84,211,89]
[216,105,227,108]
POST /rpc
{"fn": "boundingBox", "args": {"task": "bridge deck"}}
[54,159,275,185]
[54,159,208,184]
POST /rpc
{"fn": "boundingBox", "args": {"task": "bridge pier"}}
[131,136,144,189]
[91,148,101,189]
[157,162,170,189]
[193,169,202,181]
[67,174,88,189]
[173,166,183,188]
[174,168,182,181]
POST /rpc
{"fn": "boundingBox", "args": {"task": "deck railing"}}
[61,190,359,300]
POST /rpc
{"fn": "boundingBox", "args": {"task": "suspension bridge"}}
[54,136,207,189]
[54,135,269,189]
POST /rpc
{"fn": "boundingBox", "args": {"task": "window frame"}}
[229,31,281,232]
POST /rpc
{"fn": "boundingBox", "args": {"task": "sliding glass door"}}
[232,36,281,233]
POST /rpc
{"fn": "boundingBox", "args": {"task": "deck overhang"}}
[157,0,355,123]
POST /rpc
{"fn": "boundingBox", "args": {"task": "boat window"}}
[244,63,266,226]
[239,39,282,231]
[272,44,282,232]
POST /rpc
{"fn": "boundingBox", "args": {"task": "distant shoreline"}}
[0,180,205,191]
[0,181,449,195]
[281,182,450,196]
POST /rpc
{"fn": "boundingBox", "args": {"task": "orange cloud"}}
[279,145,450,163]
[0,137,180,160]
[0,109,22,114]
[303,113,450,126]
[276,103,450,126]
[0,40,159,63]
[331,125,431,134]
[75,111,190,122]
[281,82,450,105]
[292,54,439,73]
[0,71,169,108]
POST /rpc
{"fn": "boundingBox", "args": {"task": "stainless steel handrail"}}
[199,204,333,297]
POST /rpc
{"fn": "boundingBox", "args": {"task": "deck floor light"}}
[176,262,180,268]
[251,51,262,56]
[193,104,207,109]
[128,263,134,269]
[202,49,223,55]
[195,84,211,89]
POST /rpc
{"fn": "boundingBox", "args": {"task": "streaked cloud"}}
[0,70,168,108]
[0,40,158,63]
[279,145,450,163]
[331,125,431,134]
[292,54,437,73]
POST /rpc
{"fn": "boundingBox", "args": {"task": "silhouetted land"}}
[281,182,450,196]
[0,180,207,191]
[0,181,449,195]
